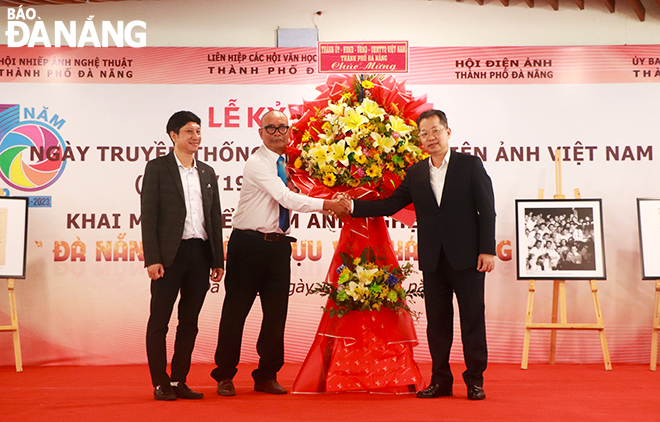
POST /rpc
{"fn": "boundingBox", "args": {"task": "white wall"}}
[1,0,659,368]
[1,0,659,48]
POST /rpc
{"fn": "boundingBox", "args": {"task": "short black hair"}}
[166,111,201,139]
[416,109,448,128]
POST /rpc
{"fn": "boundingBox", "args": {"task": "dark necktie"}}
[276,156,290,232]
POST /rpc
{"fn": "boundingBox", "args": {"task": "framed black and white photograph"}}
[0,196,29,279]
[515,199,606,280]
[637,198,660,279]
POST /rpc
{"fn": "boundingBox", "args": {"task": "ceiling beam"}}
[627,0,646,20]
[524,0,535,7]
[548,0,559,10]
[602,0,616,12]
[574,0,585,9]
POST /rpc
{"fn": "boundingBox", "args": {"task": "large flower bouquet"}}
[290,75,427,193]
[288,74,431,209]
[310,246,421,318]
[289,74,431,394]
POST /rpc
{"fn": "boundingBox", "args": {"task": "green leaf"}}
[339,252,354,269]
[360,246,376,264]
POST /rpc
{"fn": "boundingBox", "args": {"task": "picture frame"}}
[0,196,29,279]
[515,199,606,280]
[636,198,660,279]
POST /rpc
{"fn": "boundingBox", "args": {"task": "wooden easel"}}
[651,280,660,371]
[0,278,23,372]
[521,150,612,371]
[0,189,23,372]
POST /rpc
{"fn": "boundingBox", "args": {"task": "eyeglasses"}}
[418,127,446,139]
[263,125,290,135]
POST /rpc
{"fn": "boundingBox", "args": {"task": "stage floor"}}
[2,362,659,421]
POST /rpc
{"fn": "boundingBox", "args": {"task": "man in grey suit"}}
[346,109,496,400]
[141,111,224,401]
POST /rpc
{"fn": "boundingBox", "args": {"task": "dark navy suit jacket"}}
[353,152,495,272]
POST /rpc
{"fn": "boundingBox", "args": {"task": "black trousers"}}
[146,239,211,387]
[211,230,291,383]
[423,249,487,388]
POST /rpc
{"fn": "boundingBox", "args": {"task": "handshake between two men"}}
[323,193,353,219]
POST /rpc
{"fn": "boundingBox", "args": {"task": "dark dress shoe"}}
[217,379,236,396]
[254,379,287,394]
[416,383,452,398]
[154,385,177,401]
[171,382,203,399]
[467,385,486,400]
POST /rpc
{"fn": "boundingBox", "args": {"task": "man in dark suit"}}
[141,111,224,401]
[348,109,496,400]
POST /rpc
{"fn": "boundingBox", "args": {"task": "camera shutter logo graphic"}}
[0,104,67,192]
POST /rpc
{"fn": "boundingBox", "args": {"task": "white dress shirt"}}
[348,150,452,213]
[429,149,451,206]
[232,146,325,234]
[174,153,208,240]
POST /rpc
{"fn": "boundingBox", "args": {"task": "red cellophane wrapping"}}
[289,75,431,393]
[291,215,424,393]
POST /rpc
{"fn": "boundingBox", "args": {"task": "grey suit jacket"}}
[140,151,224,269]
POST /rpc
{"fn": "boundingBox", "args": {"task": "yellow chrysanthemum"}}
[356,154,368,164]
[322,173,336,187]
[348,178,361,187]
[294,157,303,169]
[366,164,382,178]
[361,80,374,89]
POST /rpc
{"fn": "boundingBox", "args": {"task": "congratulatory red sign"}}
[318,41,408,73]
